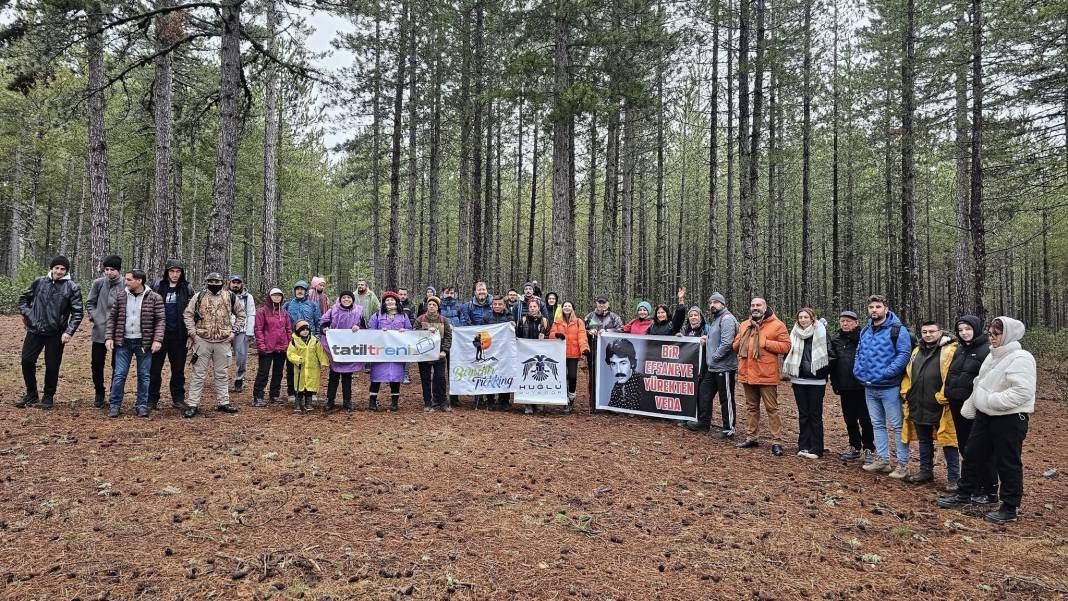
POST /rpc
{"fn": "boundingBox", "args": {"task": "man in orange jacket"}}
[732,297,792,456]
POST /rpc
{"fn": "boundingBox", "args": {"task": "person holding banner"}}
[517,298,551,414]
[320,290,365,412]
[550,301,591,413]
[732,298,792,456]
[648,288,688,336]
[677,305,714,432]
[415,296,453,411]
[484,296,517,410]
[585,295,624,405]
[624,301,654,334]
[287,320,329,413]
[367,291,412,411]
[782,308,830,459]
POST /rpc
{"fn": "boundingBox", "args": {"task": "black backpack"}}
[890,324,917,351]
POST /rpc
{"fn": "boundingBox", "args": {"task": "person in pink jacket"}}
[253,288,293,406]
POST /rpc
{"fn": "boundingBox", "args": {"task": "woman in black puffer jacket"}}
[943,314,994,496]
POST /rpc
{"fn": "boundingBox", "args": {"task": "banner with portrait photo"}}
[513,338,568,405]
[593,333,703,420]
[448,323,518,395]
[323,328,441,362]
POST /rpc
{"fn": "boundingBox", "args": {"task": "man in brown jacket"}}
[732,297,792,456]
[182,272,246,418]
[105,270,164,417]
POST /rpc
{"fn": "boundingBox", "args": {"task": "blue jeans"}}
[865,387,910,464]
[915,423,961,481]
[110,338,152,410]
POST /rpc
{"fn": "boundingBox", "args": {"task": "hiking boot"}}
[888,464,910,479]
[839,448,861,461]
[269,396,280,405]
[984,504,1018,524]
[15,392,39,408]
[424,405,433,412]
[389,400,399,412]
[40,395,54,410]
[905,471,933,484]
[944,480,960,493]
[253,397,267,408]
[94,393,106,408]
[183,407,198,419]
[108,406,120,418]
[369,402,382,412]
[233,379,244,393]
[171,399,186,409]
[293,398,303,413]
[324,399,336,412]
[937,493,972,509]
[863,458,890,473]
[970,494,997,506]
[343,401,354,412]
[771,444,785,457]
[135,407,150,418]
[683,421,710,433]
[735,438,758,449]
[217,404,239,414]
[861,449,875,464]
[524,406,534,415]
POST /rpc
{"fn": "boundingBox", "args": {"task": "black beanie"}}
[51,255,70,271]
[102,255,121,270]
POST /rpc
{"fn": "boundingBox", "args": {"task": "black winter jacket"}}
[19,275,84,336]
[517,314,549,339]
[828,330,863,393]
[943,334,990,402]
[647,304,686,336]
[796,336,830,381]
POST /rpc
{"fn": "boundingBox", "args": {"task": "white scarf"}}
[783,320,829,378]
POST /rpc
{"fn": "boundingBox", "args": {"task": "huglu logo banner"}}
[514,339,567,405]
[323,329,441,363]
[448,323,517,394]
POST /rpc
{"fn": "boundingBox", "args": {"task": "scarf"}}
[737,316,764,360]
[783,321,828,378]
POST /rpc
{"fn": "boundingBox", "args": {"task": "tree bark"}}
[550,2,572,299]
[371,15,383,286]
[801,0,813,305]
[526,111,539,279]
[470,0,485,281]
[386,0,409,291]
[151,0,176,279]
[87,0,110,271]
[706,0,719,294]
[203,0,243,275]
[587,113,598,300]
[899,0,921,325]
[261,0,280,292]
[428,21,443,288]
[952,12,971,317]
[620,100,636,304]
[742,0,765,300]
[406,0,419,287]
[970,0,987,321]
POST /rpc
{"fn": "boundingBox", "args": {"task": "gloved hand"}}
[555,333,566,340]
[582,349,590,357]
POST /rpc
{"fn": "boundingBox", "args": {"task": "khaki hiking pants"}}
[187,339,233,408]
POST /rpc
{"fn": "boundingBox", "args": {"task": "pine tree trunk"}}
[620,100,636,304]
[470,0,485,281]
[512,101,524,286]
[587,114,598,300]
[743,0,765,300]
[899,0,921,326]
[726,0,737,303]
[204,0,243,275]
[801,0,813,305]
[600,102,620,296]
[830,0,841,311]
[87,1,110,271]
[550,4,572,299]
[457,7,472,285]
[386,0,409,291]
[952,12,971,317]
[526,113,539,279]
[261,0,280,291]
[970,0,987,321]
[428,24,443,288]
[706,0,719,294]
[151,0,175,280]
[371,15,383,286]
[406,1,419,287]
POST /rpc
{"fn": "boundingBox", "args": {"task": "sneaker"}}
[734,438,759,449]
[888,464,910,479]
[904,471,933,484]
[839,448,861,461]
[135,407,150,418]
[40,394,54,410]
[403,377,411,385]
[343,401,354,411]
[216,404,239,414]
[863,458,890,473]
[108,406,120,418]
[969,494,997,506]
[771,444,784,457]
[253,397,267,408]
[94,393,106,408]
[944,480,960,493]
[324,400,336,412]
[937,493,972,509]
[424,406,433,412]
[524,406,534,415]
[443,405,453,412]
[269,397,280,405]
[984,504,1018,524]
[799,450,819,460]
[711,430,734,439]
[182,407,198,419]
[171,400,186,409]
[861,449,875,464]
[15,392,39,408]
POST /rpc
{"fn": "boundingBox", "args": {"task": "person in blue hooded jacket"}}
[853,294,914,478]
[459,281,494,326]
[283,280,322,400]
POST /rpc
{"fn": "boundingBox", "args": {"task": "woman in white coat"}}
[936,316,1036,524]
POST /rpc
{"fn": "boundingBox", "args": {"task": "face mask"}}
[207,284,223,294]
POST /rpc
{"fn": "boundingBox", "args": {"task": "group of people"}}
[15,255,1038,524]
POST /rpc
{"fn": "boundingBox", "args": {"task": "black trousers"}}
[793,384,826,456]
[697,370,737,431]
[949,397,998,493]
[21,332,65,397]
[958,411,1028,507]
[149,332,189,405]
[254,351,287,400]
[327,370,354,403]
[839,388,876,451]
[91,341,115,396]
[565,358,579,396]
[286,361,296,397]
[419,360,447,407]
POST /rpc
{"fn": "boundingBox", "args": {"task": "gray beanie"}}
[708,292,726,305]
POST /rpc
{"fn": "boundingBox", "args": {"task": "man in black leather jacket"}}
[16,256,84,409]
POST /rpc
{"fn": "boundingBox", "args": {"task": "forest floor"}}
[0,315,1066,601]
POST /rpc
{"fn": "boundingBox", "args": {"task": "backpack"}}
[193,289,237,324]
[890,324,917,351]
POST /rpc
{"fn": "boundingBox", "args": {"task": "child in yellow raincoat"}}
[287,320,328,413]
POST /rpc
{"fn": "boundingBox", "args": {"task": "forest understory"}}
[1,315,1066,601]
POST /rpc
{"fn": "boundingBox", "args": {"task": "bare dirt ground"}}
[1,315,1065,600]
